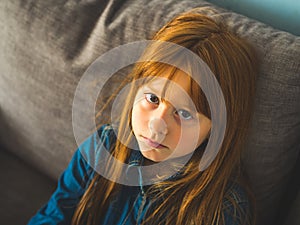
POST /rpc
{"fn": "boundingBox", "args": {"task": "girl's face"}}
[131,69,211,162]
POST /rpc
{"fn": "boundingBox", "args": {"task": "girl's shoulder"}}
[80,124,117,153]
[222,181,253,225]
[76,124,117,171]
[225,181,249,204]
[97,124,116,140]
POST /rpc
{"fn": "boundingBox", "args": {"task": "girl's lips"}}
[142,136,166,149]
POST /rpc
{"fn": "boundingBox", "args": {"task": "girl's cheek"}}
[178,128,201,147]
[135,101,145,114]
[140,99,154,111]
[132,101,148,122]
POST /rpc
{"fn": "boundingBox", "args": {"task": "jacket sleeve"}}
[27,148,94,225]
[29,125,118,225]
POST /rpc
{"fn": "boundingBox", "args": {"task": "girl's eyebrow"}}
[142,83,196,111]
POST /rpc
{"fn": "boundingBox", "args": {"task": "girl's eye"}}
[177,109,193,120]
[145,93,159,104]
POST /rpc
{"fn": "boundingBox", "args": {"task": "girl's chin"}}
[140,149,170,162]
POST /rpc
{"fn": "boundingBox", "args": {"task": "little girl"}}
[28,11,257,225]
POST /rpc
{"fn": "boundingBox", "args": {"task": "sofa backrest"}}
[0,1,299,224]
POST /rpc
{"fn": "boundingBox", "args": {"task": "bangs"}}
[132,61,211,119]
[190,74,211,119]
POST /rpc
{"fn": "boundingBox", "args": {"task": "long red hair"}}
[72,11,258,225]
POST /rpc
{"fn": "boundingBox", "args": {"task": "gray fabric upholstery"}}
[0,0,299,224]
[284,189,300,225]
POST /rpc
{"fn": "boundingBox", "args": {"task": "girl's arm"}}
[27,148,94,225]
[27,125,114,225]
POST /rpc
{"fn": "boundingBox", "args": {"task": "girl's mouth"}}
[142,136,166,149]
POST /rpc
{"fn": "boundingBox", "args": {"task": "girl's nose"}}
[148,118,168,136]
[148,103,171,136]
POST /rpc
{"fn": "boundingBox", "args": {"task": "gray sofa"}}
[0,0,299,225]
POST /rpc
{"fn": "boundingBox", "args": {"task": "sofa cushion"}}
[0,1,299,224]
[0,148,56,225]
